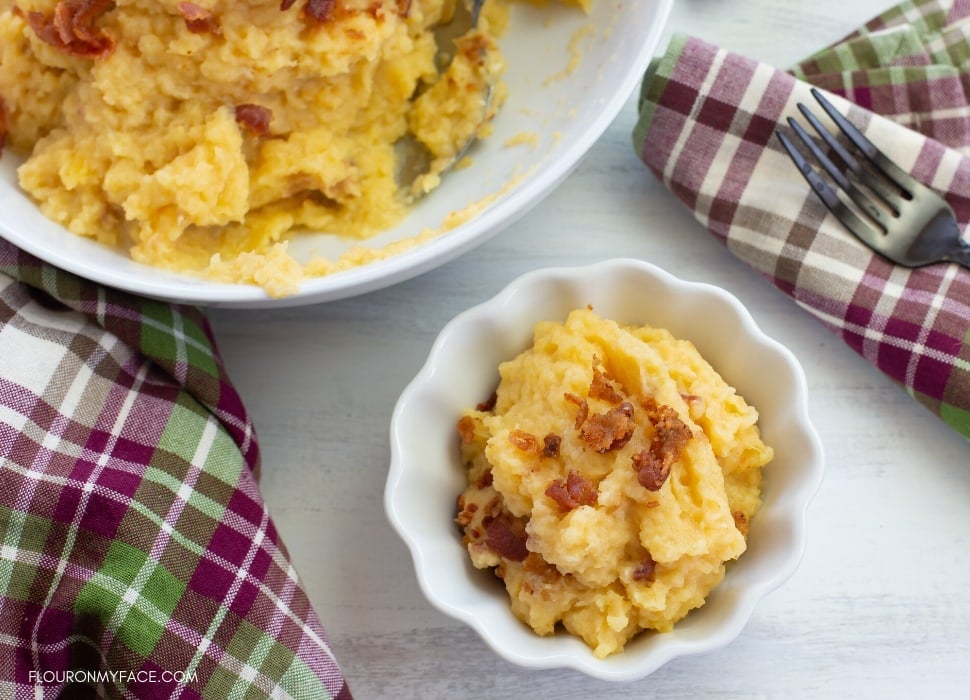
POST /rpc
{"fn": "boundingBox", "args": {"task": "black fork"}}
[776,87,970,268]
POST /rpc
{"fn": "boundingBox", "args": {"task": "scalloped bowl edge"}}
[385,258,824,681]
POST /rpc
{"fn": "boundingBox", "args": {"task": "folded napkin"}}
[0,239,351,698]
[634,0,970,440]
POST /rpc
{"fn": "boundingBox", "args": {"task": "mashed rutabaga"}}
[0,0,517,296]
[455,307,773,658]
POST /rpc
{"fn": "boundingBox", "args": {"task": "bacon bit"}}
[369,0,411,16]
[235,104,272,137]
[484,514,529,562]
[523,552,551,576]
[564,392,589,430]
[456,31,491,68]
[454,494,473,528]
[589,366,624,404]
[522,552,561,587]
[455,492,501,537]
[632,398,691,491]
[475,469,493,489]
[24,0,116,59]
[476,391,497,412]
[176,2,221,34]
[579,401,636,453]
[523,552,542,573]
[733,511,749,537]
[304,0,336,21]
[545,470,597,511]
[281,0,335,22]
[508,429,538,453]
[456,415,477,443]
[632,554,656,582]
[541,433,561,458]
[632,449,669,491]
[280,0,339,23]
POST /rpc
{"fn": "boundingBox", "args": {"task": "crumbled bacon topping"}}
[304,0,336,21]
[484,514,529,562]
[564,392,588,430]
[632,398,691,491]
[522,551,559,581]
[541,433,561,458]
[632,449,669,492]
[476,391,497,412]
[454,495,477,528]
[455,490,501,543]
[508,429,538,453]
[579,401,636,453]
[281,0,336,23]
[733,510,749,537]
[565,362,631,446]
[456,415,477,443]
[456,30,491,69]
[176,2,220,34]
[545,470,597,512]
[632,554,656,582]
[475,469,493,489]
[589,366,624,404]
[235,104,272,137]
[22,0,116,59]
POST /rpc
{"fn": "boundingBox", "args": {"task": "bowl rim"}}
[0,0,674,309]
[385,257,825,681]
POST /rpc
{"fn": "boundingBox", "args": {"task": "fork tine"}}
[786,116,891,231]
[786,117,852,192]
[809,87,916,196]
[796,103,905,213]
[775,128,885,249]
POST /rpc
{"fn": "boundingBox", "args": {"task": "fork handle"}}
[948,241,970,269]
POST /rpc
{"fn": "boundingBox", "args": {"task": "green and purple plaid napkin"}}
[0,239,352,698]
[634,0,970,440]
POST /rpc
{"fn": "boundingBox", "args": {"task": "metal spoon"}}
[397,0,496,198]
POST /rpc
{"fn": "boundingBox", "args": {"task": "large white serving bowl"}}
[385,258,825,681]
[0,0,672,308]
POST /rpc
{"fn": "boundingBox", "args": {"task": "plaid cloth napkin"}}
[633,0,970,440]
[0,239,352,698]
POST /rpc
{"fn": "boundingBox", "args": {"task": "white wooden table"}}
[208,0,970,696]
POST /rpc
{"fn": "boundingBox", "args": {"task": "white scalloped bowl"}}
[0,0,672,308]
[385,258,824,681]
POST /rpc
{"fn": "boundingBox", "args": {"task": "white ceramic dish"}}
[385,258,824,681]
[0,0,672,308]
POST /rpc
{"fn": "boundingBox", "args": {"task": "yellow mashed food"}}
[455,307,773,658]
[0,0,535,296]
